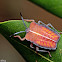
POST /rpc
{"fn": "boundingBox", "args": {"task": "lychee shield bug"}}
[25,21,60,50]
[10,12,61,57]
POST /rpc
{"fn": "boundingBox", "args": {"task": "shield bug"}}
[10,12,62,57]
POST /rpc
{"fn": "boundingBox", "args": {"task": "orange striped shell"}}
[25,22,60,50]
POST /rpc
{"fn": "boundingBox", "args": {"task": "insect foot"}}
[48,51,52,57]
[9,34,15,37]
[30,43,35,49]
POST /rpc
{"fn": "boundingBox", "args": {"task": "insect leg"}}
[14,35,26,41]
[24,19,35,22]
[46,23,57,31]
[30,43,34,49]
[10,31,25,37]
[47,23,62,34]
[38,20,46,25]
[36,46,52,57]
[58,32,62,34]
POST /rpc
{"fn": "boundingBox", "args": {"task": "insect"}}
[10,12,62,57]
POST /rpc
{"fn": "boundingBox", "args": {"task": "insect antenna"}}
[20,12,27,29]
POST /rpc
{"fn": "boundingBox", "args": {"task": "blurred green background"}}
[29,0,62,18]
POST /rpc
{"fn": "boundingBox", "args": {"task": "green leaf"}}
[0,20,62,62]
[29,0,62,18]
